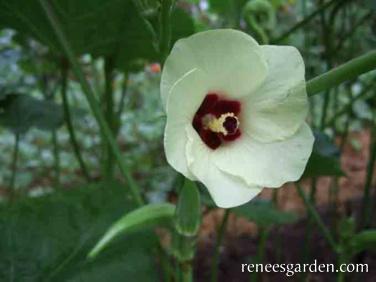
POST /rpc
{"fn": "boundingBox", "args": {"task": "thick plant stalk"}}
[306,50,376,97]
[39,0,143,206]
[174,180,200,282]
[211,209,230,282]
[60,61,91,181]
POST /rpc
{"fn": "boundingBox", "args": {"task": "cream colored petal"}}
[161,29,267,109]
[242,45,308,142]
[214,123,314,188]
[164,68,208,180]
[185,126,262,208]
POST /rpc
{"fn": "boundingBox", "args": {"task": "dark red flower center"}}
[192,93,242,150]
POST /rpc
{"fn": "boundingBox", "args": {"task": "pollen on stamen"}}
[192,93,242,150]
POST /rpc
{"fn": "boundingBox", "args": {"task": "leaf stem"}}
[307,50,376,97]
[211,209,230,282]
[60,60,91,181]
[39,0,143,206]
[296,184,338,252]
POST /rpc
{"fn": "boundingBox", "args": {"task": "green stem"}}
[9,132,20,194]
[159,245,174,282]
[336,249,347,282]
[39,0,143,206]
[257,228,268,262]
[116,73,129,126]
[325,80,374,128]
[159,0,173,64]
[320,90,331,129]
[336,12,373,51]
[181,262,193,282]
[302,178,317,269]
[307,50,376,97]
[319,0,335,130]
[211,209,230,282]
[296,184,338,252]
[60,60,91,181]
[272,189,278,206]
[338,85,353,152]
[271,0,337,44]
[174,233,195,282]
[252,227,268,282]
[52,130,60,187]
[361,111,376,228]
[103,57,115,180]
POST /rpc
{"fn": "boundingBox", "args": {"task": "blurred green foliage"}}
[0,0,375,280]
[0,181,160,282]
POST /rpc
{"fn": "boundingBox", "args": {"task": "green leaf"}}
[88,203,175,259]
[233,200,298,227]
[170,8,195,46]
[174,179,201,236]
[0,93,63,133]
[0,0,157,69]
[351,230,376,255]
[0,181,159,282]
[303,131,345,178]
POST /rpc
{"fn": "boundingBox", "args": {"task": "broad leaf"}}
[233,200,298,227]
[88,203,175,259]
[0,93,63,133]
[0,1,195,71]
[303,131,345,178]
[0,181,160,282]
[170,8,195,46]
[0,0,157,70]
[351,230,376,255]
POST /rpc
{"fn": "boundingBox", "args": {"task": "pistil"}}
[204,113,239,136]
[192,93,242,150]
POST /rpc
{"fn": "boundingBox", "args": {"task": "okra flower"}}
[161,29,314,208]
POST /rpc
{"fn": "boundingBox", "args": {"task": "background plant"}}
[0,0,375,281]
